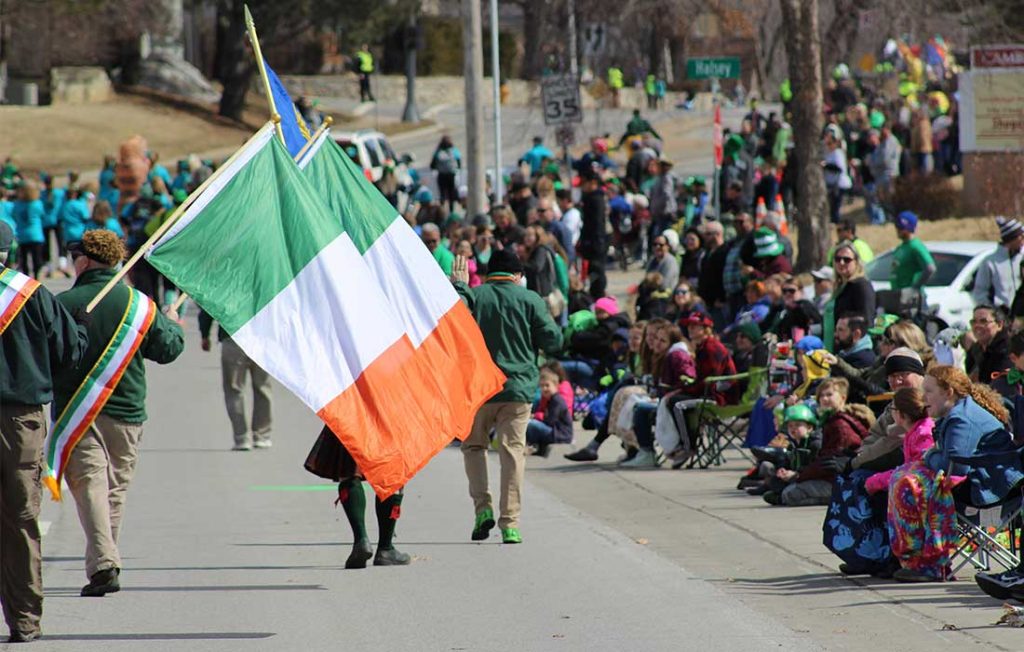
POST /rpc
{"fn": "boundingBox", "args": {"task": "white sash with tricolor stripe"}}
[43,288,156,500]
[0,268,41,335]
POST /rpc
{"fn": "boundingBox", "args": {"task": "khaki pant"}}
[461,402,531,530]
[221,337,273,446]
[64,414,143,579]
[0,404,44,635]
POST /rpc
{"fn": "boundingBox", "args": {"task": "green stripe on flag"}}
[147,136,345,335]
[300,137,397,255]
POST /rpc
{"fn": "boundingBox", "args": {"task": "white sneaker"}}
[618,449,660,468]
[253,439,273,449]
[232,442,252,451]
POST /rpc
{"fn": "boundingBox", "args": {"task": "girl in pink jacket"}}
[864,388,934,494]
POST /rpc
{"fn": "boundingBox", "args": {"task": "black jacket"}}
[773,300,822,339]
[1,282,88,406]
[570,312,632,362]
[699,244,729,305]
[833,277,876,325]
[967,330,1011,386]
[578,190,607,260]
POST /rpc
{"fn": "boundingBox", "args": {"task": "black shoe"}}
[7,630,40,643]
[762,491,782,506]
[976,565,1024,601]
[373,547,411,566]
[535,443,552,458]
[344,539,374,569]
[564,446,598,462]
[80,568,120,597]
[870,558,901,580]
[737,476,761,490]
[746,484,770,496]
[839,563,872,576]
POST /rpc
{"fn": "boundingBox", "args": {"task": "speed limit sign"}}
[541,74,583,126]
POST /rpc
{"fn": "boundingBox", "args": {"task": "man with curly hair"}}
[54,230,184,597]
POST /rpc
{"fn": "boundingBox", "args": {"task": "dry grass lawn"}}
[854,215,1000,254]
[0,95,253,175]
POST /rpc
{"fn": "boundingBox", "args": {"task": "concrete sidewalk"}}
[527,440,1021,651]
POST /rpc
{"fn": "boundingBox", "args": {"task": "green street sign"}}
[687,57,741,80]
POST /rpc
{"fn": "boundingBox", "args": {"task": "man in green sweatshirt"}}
[451,249,562,544]
[0,222,89,642]
[54,230,184,597]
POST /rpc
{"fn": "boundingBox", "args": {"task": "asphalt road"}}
[33,308,819,651]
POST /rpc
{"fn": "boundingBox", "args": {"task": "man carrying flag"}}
[0,222,88,642]
[52,230,184,597]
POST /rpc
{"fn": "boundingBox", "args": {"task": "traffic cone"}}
[755,196,767,226]
[773,194,789,236]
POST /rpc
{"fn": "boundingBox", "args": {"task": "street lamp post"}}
[489,0,503,201]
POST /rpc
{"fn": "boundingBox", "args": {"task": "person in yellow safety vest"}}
[607,66,623,107]
[355,44,375,103]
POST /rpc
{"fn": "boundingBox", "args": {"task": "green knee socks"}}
[375,490,403,551]
[338,479,367,541]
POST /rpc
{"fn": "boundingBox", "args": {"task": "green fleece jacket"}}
[54,268,185,423]
[1,281,89,406]
[455,277,563,403]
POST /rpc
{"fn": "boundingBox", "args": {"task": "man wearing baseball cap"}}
[971,216,1024,309]
[890,211,935,291]
[0,222,89,642]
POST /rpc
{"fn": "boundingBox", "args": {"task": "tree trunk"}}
[779,0,829,272]
[217,0,254,121]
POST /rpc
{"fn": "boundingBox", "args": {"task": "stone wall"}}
[280,73,662,110]
[49,67,114,105]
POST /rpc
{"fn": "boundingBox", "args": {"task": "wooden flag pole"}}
[244,4,286,147]
[85,121,278,313]
[162,120,335,318]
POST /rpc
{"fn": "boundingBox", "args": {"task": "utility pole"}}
[401,11,420,123]
[567,0,578,77]
[489,0,503,201]
[462,0,486,216]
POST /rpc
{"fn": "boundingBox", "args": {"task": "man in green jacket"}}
[452,249,562,544]
[54,230,184,597]
[0,222,88,643]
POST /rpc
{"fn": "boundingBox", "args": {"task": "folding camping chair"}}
[949,449,1024,575]
[683,367,768,469]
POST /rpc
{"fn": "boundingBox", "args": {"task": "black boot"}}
[373,489,411,566]
[338,479,373,569]
[81,567,120,597]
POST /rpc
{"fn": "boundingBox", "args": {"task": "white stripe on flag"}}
[296,130,329,168]
[363,218,461,347]
[149,128,277,252]
[0,272,31,307]
[48,297,152,470]
[231,233,407,410]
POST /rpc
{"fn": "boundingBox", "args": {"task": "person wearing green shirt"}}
[451,250,562,545]
[828,219,874,265]
[890,211,935,290]
[421,223,452,275]
[618,109,662,146]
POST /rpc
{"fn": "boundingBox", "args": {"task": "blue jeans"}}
[526,419,555,446]
[863,182,887,225]
[561,359,598,390]
[632,401,659,450]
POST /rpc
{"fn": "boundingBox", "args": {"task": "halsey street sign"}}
[687,57,741,80]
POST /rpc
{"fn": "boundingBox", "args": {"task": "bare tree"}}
[778,0,829,271]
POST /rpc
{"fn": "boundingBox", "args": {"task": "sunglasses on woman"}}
[834,255,855,264]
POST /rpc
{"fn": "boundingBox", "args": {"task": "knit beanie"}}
[884,347,925,376]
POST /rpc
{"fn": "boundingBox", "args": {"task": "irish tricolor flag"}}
[297,131,505,439]
[145,124,495,496]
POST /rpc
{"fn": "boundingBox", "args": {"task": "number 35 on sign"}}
[541,75,583,126]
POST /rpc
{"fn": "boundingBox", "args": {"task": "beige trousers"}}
[461,402,531,530]
[64,413,143,578]
[0,404,45,635]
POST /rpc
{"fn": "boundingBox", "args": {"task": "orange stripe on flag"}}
[318,302,504,498]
